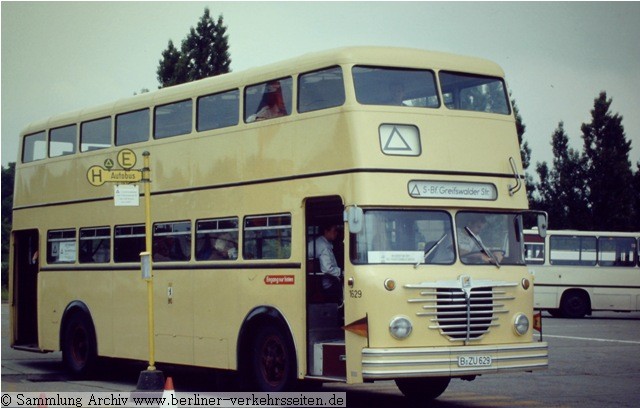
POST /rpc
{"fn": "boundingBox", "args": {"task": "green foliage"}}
[157,8,231,88]
[2,163,15,289]
[581,92,635,231]
[530,92,638,231]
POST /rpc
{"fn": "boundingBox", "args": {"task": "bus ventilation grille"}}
[408,284,514,342]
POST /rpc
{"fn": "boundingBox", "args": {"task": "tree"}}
[581,92,634,231]
[511,97,535,204]
[157,8,231,88]
[534,122,589,229]
[1,163,15,288]
[634,162,640,230]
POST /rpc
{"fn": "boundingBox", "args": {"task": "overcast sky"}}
[2,1,639,174]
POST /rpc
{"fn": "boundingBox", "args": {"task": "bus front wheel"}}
[249,324,296,392]
[62,311,97,376]
[395,377,450,400]
[560,291,590,318]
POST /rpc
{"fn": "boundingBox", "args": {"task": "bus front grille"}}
[406,279,516,342]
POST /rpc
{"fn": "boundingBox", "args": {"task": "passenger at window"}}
[387,82,407,106]
[309,223,343,302]
[198,233,237,260]
[248,80,287,122]
[214,233,238,260]
[154,237,175,262]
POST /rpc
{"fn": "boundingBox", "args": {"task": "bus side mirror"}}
[537,214,548,238]
[345,206,364,234]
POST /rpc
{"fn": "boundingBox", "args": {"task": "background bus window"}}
[196,217,239,261]
[47,229,77,264]
[116,109,150,146]
[550,235,597,266]
[114,224,145,263]
[243,214,291,259]
[244,78,292,123]
[154,99,193,139]
[298,66,345,113]
[81,117,111,152]
[49,124,77,158]
[153,221,191,262]
[352,66,439,107]
[79,227,111,263]
[440,71,510,114]
[598,236,637,267]
[197,89,239,131]
[22,131,46,163]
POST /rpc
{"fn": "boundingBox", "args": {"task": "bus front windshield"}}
[351,210,525,266]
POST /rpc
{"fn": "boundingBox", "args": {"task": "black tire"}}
[560,291,590,318]
[249,324,296,392]
[396,377,451,401]
[62,311,97,376]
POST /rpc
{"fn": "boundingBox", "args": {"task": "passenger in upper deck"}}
[247,80,287,122]
[387,82,408,106]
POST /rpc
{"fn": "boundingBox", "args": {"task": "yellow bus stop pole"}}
[142,151,156,371]
[135,151,164,391]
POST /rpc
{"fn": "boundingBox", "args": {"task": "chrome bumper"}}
[362,342,548,379]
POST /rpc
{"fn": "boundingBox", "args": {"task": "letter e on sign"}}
[117,149,137,169]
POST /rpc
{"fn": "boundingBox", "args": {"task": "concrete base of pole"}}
[135,369,165,391]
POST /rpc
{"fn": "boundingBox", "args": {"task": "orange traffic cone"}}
[162,377,176,407]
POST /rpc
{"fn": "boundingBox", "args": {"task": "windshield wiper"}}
[464,226,501,268]
[414,233,447,269]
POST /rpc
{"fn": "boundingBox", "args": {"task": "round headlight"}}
[514,313,530,335]
[389,316,413,339]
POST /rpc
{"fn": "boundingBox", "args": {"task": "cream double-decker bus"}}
[10,47,547,399]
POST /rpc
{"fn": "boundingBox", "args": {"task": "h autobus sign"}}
[86,149,142,187]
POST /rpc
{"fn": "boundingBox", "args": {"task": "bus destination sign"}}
[408,180,497,201]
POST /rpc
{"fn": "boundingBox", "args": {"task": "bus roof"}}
[20,46,506,136]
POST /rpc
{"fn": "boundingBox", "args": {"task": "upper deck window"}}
[116,109,150,146]
[440,72,510,115]
[197,89,239,131]
[22,131,46,163]
[49,125,77,158]
[154,100,193,139]
[81,117,111,152]
[298,67,345,113]
[352,66,439,108]
[245,78,292,123]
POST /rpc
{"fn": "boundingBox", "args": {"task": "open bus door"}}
[305,196,346,379]
[10,229,40,350]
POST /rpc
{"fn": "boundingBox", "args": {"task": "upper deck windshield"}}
[352,66,510,115]
[440,72,510,114]
[351,210,525,266]
[353,66,440,108]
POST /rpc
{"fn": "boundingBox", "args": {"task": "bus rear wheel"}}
[560,291,590,318]
[62,312,97,376]
[395,377,450,400]
[250,324,296,392]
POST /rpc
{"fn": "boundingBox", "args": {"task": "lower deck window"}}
[114,224,145,263]
[244,214,291,259]
[47,229,77,264]
[79,227,111,263]
[196,217,239,261]
[153,221,191,262]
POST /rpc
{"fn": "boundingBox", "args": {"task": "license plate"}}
[458,355,492,367]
